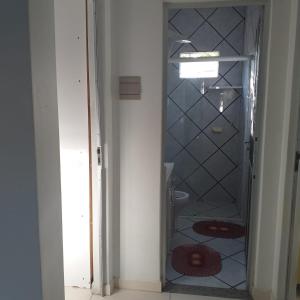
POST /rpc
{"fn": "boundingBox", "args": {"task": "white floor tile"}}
[175,217,194,230]
[166,255,184,281]
[92,296,104,300]
[180,227,214,243]
[195,201,217,213]
[203,238,245,257]
[235,236,245,244]
[92,290,169,300]
[181,205,197,216]
[204,197,234,208]
[181,202,216,217]
[205,204,239,218]
[170,232,197,250]
[215,258,246,287]
[65,287,92,300]
[234,281,247,290]
[91,289,243,300]
[231,251,246,265]
[170,293,242,300]
[172,275,230,288]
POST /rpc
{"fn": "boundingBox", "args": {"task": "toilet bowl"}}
[174,190,190,215]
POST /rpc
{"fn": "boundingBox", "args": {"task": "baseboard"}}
[91,283,103,296]
[90,277,116,296]
[104,278,116,296]
[116,279,162,293]
[252,288,273,300]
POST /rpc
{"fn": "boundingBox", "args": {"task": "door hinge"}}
[295,151,300,172]
[97,146,103,166]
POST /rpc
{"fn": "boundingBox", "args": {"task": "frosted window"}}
[179,52,220,79]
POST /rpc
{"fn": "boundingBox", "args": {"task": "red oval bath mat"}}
[193,220,245,239]
[172,244,221,276]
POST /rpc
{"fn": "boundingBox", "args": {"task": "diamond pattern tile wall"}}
[167,98,183,128]
[166,7,246,211]
[174,151,199,180]
[186,100,219,129]
[168,115,199,146]
[169,81,201,112]
[187,135,218,163]
[171,9,205,36]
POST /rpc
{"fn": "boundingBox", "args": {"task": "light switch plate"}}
[119,76,141,100]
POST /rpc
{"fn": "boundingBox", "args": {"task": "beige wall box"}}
[119,76,141,100]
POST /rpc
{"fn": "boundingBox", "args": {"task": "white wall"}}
[54,0,91,288]
[0,2,44,299]
[29,0,65,299]
[113,0,163,286]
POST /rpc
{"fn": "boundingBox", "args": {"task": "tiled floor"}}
[181,199,240,219]
[166,216,247,290]
[65,287,244,300]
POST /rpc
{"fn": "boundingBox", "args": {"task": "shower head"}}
[168,28,192,58]
[175,39,192,44]
[168,28,191,44]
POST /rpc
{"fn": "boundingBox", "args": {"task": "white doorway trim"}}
[86,0,105,295]
[278,0,300,298]
[93,0,118,295]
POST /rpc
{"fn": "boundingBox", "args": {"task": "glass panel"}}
[179,52,220,78]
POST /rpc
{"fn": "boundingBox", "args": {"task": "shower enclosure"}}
[165,6,262,224]
[163,5,263,297]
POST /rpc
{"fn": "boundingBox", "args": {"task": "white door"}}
[55,0,102,289]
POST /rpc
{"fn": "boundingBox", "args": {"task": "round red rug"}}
[193,220,245,239]
[172,244,221,276]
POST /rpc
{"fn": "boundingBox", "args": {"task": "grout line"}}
[168,9,182,24]
[176,225,192,231]
[178,229,215,244]
[169,274,185,283]
[212,275,233,288]
[222,249,246,262]
[201,240,246,263]
[232,280,247,289]
[232,7,246,20]
[227,255,246,266]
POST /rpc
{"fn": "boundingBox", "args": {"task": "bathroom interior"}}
[164,4,263,297]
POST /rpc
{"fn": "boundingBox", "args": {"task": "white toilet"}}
[174,190,190,216]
